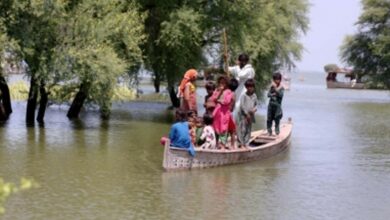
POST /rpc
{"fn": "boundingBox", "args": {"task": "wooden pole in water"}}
[223,28,230,77]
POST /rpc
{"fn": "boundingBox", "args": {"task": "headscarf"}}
[179,69,198,96]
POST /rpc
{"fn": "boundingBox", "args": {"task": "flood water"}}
[1,72,389,219]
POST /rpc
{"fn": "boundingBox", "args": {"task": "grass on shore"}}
[7,80,169,103]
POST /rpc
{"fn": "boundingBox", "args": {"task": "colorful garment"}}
[178,69,197,96]
[200,125,217,149]
[189,126,196,145]
[267,84,284,135]
[204,94,215,115]
[180,82,197,112]
[169,121,195,156]
[211,89,234,145]
[178,69,197,112]
[195,126,205,146]
[237,93,258,145]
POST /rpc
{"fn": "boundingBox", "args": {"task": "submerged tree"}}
[1,0,309,121]
[138,0,308,99]
[1,1,69,123]
[0,0,144,121]
[341,0,390,89]
[0,31,17,120]
[61,0,145,119]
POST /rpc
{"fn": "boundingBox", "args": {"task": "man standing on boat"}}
[228,53,256,120]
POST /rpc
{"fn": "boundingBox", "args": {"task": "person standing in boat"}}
[204,81,216,115]
[210,76,234,149]
[227,78,239,149]
[237,79,258,148]
[228,53,255,119]
[178,69,198,113]
[267,72,284,136]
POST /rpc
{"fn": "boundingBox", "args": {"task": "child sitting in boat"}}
[187,111,197,145]
[210,76,234,150]
[204,81,216,115]
[168,110,195,156]
[237,79,258,148]
[199,113,217,149]
[267,72,284,136]
[195,117,205,147]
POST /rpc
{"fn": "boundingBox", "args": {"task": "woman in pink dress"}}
[210,76,234,149]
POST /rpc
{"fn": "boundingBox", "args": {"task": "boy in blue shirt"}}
[169,110,195,156]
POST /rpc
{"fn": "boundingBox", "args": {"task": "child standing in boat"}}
[204,81,216,115]
[178,69,198,113]
[228,78,239,149]
[267,72,284,136]
[210,76,234,149]
[237,79,258,148]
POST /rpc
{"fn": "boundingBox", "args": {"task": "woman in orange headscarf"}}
[178,69,198,113]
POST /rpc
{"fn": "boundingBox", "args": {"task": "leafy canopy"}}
[341,0,390,88]
[139,0,309,92]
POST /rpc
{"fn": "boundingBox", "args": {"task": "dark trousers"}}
[267,105,282,135]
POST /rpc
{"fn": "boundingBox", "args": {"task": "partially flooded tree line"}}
[0,0,309,123]
[341,0,390,89]
[0,0,145,123]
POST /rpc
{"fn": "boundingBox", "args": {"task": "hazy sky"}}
[296,0,362,72]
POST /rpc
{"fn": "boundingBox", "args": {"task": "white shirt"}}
[229,64,255,85]
[200,125,216,149]
[228,64,255,119]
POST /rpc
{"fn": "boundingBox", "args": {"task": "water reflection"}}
[1,73,390,219]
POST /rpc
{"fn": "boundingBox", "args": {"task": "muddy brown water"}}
[1,73,389,219]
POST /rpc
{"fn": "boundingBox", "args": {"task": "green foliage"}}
[139,0,309,94]
[156,7,204,83]
[1,0,145,118]
[9,80,137,102]
[8,81,29,100]
[136,93,170,103]
[228,0,309,92]
[112,86,136,102]
[0,178,38,214]
[49,0,145,117]
[2,0,309,118]
[340,0,390,88]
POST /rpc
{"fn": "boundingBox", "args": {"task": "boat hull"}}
[163,123,292,171]
[326,81,365,89]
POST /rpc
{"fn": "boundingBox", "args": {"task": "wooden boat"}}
[326,80,365,89]
[163,121,292,171]
[324,64,366,90]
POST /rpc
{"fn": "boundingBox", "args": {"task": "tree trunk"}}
[0,76,12,116]
[168,85,180,108]
[26,77,38,124]
[0,103,7,121]
[36,82,48,123]
[153,73,160,93]
[67,83,89,119]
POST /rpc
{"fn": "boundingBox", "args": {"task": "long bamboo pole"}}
[223,28,230,77]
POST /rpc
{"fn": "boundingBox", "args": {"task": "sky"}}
[296,0,362,72]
